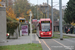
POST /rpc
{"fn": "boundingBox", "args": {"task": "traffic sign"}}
[30,11,32,16]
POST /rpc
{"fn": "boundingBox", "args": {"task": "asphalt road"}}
[40,38,75,50]
[1,33,75,50]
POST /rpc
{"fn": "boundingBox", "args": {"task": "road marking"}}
[35,34,41,43]
[65,39,75,43]
[42,39,51,50]
[53,39,72,50]
[38,38,41,43]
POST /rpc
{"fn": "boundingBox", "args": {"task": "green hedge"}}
[32,29,36,33]
[7,22,19,35]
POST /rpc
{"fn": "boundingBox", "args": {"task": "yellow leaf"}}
[0,0,1,2]
[27,9,31,14]
[0,4,2,7]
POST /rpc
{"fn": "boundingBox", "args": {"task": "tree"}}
[6,7,17,21]
[64,0,75,24]
[14,0,30,18]
[36,3,59,20]
[13,0,59,21]
[8,0,13,6]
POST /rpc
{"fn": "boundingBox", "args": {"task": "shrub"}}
[32,29,36,33]
[7,22,19,35]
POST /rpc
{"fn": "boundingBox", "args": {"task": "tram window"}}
[41,21,50,23]
[41,23,50,31]
[22,20,25,22]
[37,24,39,26]
[39,23,41,30]
[19,20,25,22]
[50,23,52,30]
[19,20,22,22]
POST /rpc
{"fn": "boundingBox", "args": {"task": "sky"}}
[28,0,69,10]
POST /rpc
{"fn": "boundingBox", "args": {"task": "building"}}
[54,21,59,32]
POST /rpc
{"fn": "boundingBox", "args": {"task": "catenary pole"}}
[59,0,63,40]
[37,0,38,19]
[51,0,54,37]
[47,0,49,18]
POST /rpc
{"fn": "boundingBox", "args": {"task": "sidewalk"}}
[0,34,40,46]
[57,33,75,37]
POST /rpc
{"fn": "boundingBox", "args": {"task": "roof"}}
[54,21,59,26]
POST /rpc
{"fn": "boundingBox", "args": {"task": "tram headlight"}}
[49,33,51,35]
[41,33,43,35]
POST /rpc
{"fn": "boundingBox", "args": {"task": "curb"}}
[35,34,41,43]
[56,33,75,37]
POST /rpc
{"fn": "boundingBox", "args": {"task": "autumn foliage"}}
[6,7,17,21]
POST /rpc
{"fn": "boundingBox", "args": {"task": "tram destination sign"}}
[41,21,50,23]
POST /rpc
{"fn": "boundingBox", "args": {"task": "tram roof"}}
[39,18,52,23]
[40,18,51,21]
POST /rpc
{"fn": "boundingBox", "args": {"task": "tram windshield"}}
[41,23,50,31]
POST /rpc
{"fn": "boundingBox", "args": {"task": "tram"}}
[37,18,52,38]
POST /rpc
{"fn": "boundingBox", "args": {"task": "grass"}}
[52,32,75,39]
[0,43,42,50]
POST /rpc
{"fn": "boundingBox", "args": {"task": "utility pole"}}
[47,0,49,18]
[51,0,54,37]
[59,0,63,40]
